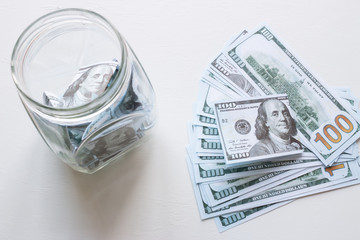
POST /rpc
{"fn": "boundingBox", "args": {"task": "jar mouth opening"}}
[11,8,128,116]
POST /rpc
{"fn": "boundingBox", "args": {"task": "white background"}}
[1,1,360,239]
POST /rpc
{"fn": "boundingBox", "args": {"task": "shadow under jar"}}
[11,8,156,173]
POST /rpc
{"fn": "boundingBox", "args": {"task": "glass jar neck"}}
[11,8,129,119]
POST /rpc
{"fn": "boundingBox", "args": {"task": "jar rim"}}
[11,8,129,117]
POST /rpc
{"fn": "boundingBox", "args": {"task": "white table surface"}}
[1,1,360,239]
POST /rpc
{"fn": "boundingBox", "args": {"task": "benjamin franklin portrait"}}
[249,98,302,157]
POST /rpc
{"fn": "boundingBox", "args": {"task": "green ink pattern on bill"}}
[222,25,360,166]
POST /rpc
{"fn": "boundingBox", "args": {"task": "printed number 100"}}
[314,115,353,150]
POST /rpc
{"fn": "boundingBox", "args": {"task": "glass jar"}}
[11,8,156,173]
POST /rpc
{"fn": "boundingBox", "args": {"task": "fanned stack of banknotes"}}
[186,25,360,232]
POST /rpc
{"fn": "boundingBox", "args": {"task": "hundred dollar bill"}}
[190,139,356,165]
[195,138,223,154]
[186,154,230,220]
[195,150,225,158]
[189,152,225,164]
[201,71,242,98]
[201,30,250,93]
[199,168,307,207]
[194,135,357,160]
[189,123,357,163]
[214,94,303,165]
[196,81,237,118]
[187,145,224,165]
[187,141,328,182]
[215,163,360,232]
[280,158,360,200]
[192,129,357,160]
[187,153,360,221]
[188,123,222,157]
[200,83,358,123]
[194,87,359,141]
[207,30,261,98]
[212,159,360,211]
[214,201,291,232]
[185,155,313,219]
[188,124,356,170]
[190,158,324,184]
[193,125,220,140]
[209,52,261,98]
[193,114,217,128]
[216,25,360,166]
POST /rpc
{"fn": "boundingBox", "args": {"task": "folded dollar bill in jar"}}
[43,60,119,108]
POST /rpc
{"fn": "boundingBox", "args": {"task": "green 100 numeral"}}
[314,115,353,150]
